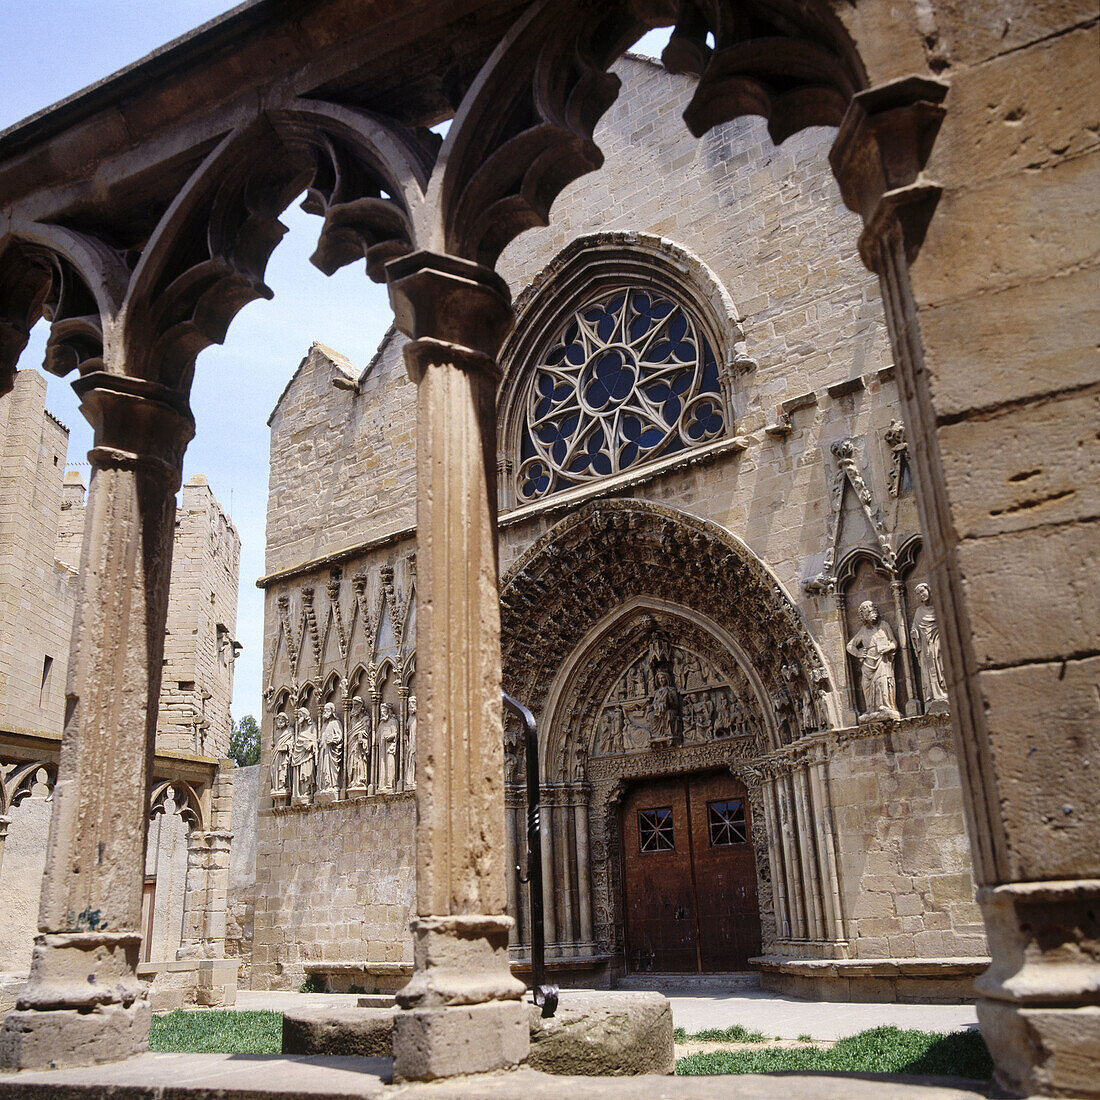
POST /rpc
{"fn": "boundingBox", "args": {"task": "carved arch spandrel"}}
[0,225,131,393]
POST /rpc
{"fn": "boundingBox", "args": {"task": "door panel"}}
[622,771,761,973]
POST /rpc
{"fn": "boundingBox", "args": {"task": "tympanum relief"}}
[264,557,417,808]
[593,632,766,758]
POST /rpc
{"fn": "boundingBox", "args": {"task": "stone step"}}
[284,990,675,1076]
[616,971,761,992]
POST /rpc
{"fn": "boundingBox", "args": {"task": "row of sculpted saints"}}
[270,695,417,802]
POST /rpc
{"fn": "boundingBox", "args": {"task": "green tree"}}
[229,715,260,767]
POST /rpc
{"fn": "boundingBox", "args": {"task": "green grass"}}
[150,1010,283,1054]
[675,1023,767,1043]
[675,1025,993,1081]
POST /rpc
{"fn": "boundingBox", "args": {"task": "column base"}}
[397,914,526,1007]
[976,879,1100,1098]
[0,1000,151,1070]
[393,999,528,1081]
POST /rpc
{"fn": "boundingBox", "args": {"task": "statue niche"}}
[593,630,764,758]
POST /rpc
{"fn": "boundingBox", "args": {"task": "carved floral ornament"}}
[264,559,417,808]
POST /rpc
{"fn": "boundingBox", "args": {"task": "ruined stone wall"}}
[829,718,987,959]
[157,476,241,757]
[54,471,86,572]
[0,370,78,736]
[226,764,259,986]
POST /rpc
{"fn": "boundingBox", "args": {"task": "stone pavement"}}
[231,988,979,1042]
[0,1055,987,1099]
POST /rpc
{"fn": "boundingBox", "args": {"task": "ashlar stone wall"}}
[158,476,241,758]
[0,371,79,737]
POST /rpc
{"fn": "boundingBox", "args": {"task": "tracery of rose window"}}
[516,288,726,502]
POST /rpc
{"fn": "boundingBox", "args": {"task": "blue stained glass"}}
[517,286,728,502]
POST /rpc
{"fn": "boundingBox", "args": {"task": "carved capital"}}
[387,250,513,383]
[829,76,949,271]
[74,373,194,487]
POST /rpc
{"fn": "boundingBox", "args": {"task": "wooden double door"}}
[622,771,761,972]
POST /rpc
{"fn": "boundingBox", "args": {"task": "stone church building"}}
[252,55,988,1000]
[0,368,242,1006]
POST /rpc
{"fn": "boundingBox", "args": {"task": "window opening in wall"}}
[517,288,725,501]
[707,798,747,846]
[638,806,675,852]
[39,655,53,708]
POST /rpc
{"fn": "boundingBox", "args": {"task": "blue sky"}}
[1,2,667,721]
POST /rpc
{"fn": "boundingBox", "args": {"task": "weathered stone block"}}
[527,991,673,1076]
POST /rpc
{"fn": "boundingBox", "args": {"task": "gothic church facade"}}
[255,55,987,999]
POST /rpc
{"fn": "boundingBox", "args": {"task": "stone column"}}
[555,788,576,955]
[504,791,521,948]
[176,829,210,959]
[790,765,825,941]
[761,776,791,941]
[386,251,527,1080]
[775,773,807,940]
[831,75,1100,1096]
[573,793,594,950]
[809,756,846,946]
[539,788,557,950]
[0,373,192,1070]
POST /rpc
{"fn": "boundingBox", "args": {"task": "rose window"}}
[517,288,726,501]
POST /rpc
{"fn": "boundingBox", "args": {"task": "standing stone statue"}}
[346,696,371,792]
[846,600,901,720]
[649,668,682,745]
[403,695,417,790]
[290,706,318,804]
[316,701,344,793]
[378,701,399,792]
[910,582,949,713]
[270,711,292,795]
[714,692,733,738]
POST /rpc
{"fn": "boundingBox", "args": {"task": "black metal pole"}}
[502,690,558,1018]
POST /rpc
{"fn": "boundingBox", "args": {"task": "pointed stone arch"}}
[501,497,837,748]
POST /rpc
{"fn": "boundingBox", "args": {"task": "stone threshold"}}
[751,956,990,979]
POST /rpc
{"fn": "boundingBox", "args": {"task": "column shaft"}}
[1,375,192,1070]
[574,796,593,948]
[386,252,526,1080]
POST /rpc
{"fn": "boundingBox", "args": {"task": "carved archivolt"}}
[501,498,835,752]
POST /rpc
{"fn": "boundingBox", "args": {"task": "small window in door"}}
[707,799,747,846]
[638,806,675,852]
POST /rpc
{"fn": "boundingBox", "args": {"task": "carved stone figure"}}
[316,701,344,792]
[599,706,624,754]
[714,692,733,738]
[846,601,900,720]
[270,712,292,795]
[378,701,399,792]
[910,582,949,713]
[649,668,682,746]
[403,695,417,789]
[290,706,318,803]
[346,696,371,791]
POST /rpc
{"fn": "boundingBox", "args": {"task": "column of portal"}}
[760,775,791,940]
[385,252,527,1081]
[0,374,192,1070]
[573,792,593,951]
